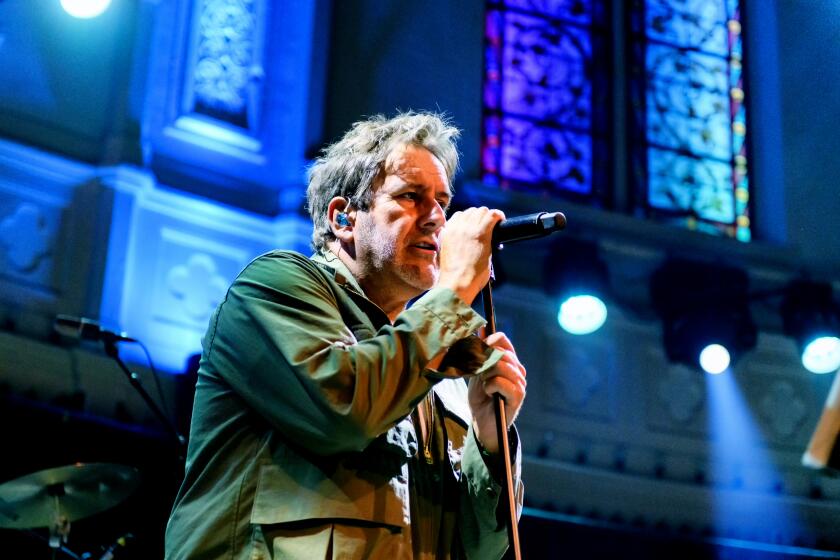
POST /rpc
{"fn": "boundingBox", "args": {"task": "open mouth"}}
[411,241,439,254]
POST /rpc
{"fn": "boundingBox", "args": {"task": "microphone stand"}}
[481,277,521,560]
[100,334,187,459]
[479,210,563,558]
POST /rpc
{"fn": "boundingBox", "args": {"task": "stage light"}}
[545,240,609,335]
[699,343,730,375]
[801,336,840,374]
[781,280,840,374]
[60,0,112,19]
[662,308,754,375]
[651,260,756,373]
[557,294,607,335]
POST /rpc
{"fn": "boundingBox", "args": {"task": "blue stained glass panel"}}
[501,0,593,24]
[501,11,592,125]
[648,148,734,223]
[500,116,591,193]
[646,0,729,55]
[482,1,609,200]
[646,44,730,160]
[630,0,750,241]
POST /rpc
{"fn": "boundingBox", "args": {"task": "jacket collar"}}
[310,249,367,297]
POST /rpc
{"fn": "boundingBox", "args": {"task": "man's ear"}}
[327,197,355,242]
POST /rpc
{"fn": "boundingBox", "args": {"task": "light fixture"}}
[781,280,840,374]
[557,294,608,335]
[545,240,609,335]
[651,260,757,374]
[60,0,112,19]
[699,344,730,375]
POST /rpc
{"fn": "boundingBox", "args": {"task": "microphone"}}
[491,211,566,246]
[54,315,137,343]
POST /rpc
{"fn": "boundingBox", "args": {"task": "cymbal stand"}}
[1,496,80,558]
[18,526,81,559]
[48,483,71,550]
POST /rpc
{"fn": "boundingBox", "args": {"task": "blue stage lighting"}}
[651,260,756,373]
[557,294,607,335]
[706,370,803,544]
[781,280,840,375]
[801,335,840,374]
[60,0,112,18]
[699,343,730,374]
[545,240,610,336]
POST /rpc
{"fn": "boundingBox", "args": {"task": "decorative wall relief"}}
[657,366,705,424]
[552,345,604,409]
[0,140,103,336]
[743,341,819,449]
[0,203,51,273]
[539,328,617,422]
[167,253,228,321]
[643,359,708,438]
[140,224,246,349]
[759,380,807,440]
[143,0,325,215]
[189,0,263,130]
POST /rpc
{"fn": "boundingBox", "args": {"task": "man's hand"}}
[437,207,505,306]
[468,332,527,455]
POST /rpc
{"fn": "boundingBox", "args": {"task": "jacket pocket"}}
[250,460,409,529]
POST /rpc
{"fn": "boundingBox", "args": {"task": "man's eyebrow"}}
[402,182,452,199]
[428,186,452,207]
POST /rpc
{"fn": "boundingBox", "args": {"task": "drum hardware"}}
[0,463,139,558]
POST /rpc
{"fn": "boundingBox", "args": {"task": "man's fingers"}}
[480,208,506,231]
[499,348,525,373]
[484,331,512,350]
[481,375,525,405]
[484,332,526,376]
[449,206,504,239]
[483,369,527,392]
[484,332,519,363]
[481,363,526,396]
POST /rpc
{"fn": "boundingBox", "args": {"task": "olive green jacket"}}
[165,250,522,559]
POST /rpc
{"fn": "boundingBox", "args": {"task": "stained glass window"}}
[483,0,751,242]
[628,0,750,241]
[482,0,611,202]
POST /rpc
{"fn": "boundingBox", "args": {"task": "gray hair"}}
[306,111,461,251]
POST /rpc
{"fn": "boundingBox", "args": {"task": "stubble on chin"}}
[365,233,438,294]
[400,260,439,293]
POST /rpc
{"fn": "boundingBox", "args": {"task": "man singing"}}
[165,112,526,559]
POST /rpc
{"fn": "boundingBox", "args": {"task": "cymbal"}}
[0,463,140,529]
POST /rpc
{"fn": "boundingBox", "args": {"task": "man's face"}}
[352,143,452,303]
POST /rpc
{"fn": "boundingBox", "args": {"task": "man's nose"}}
[421,201,447,230]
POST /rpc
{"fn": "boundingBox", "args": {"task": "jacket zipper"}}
[418,392,435,464]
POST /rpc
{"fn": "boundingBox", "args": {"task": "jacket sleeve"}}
[458,424,524,559]
[202,252,496,456]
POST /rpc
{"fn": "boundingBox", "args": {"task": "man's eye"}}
[400,192,419,201]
